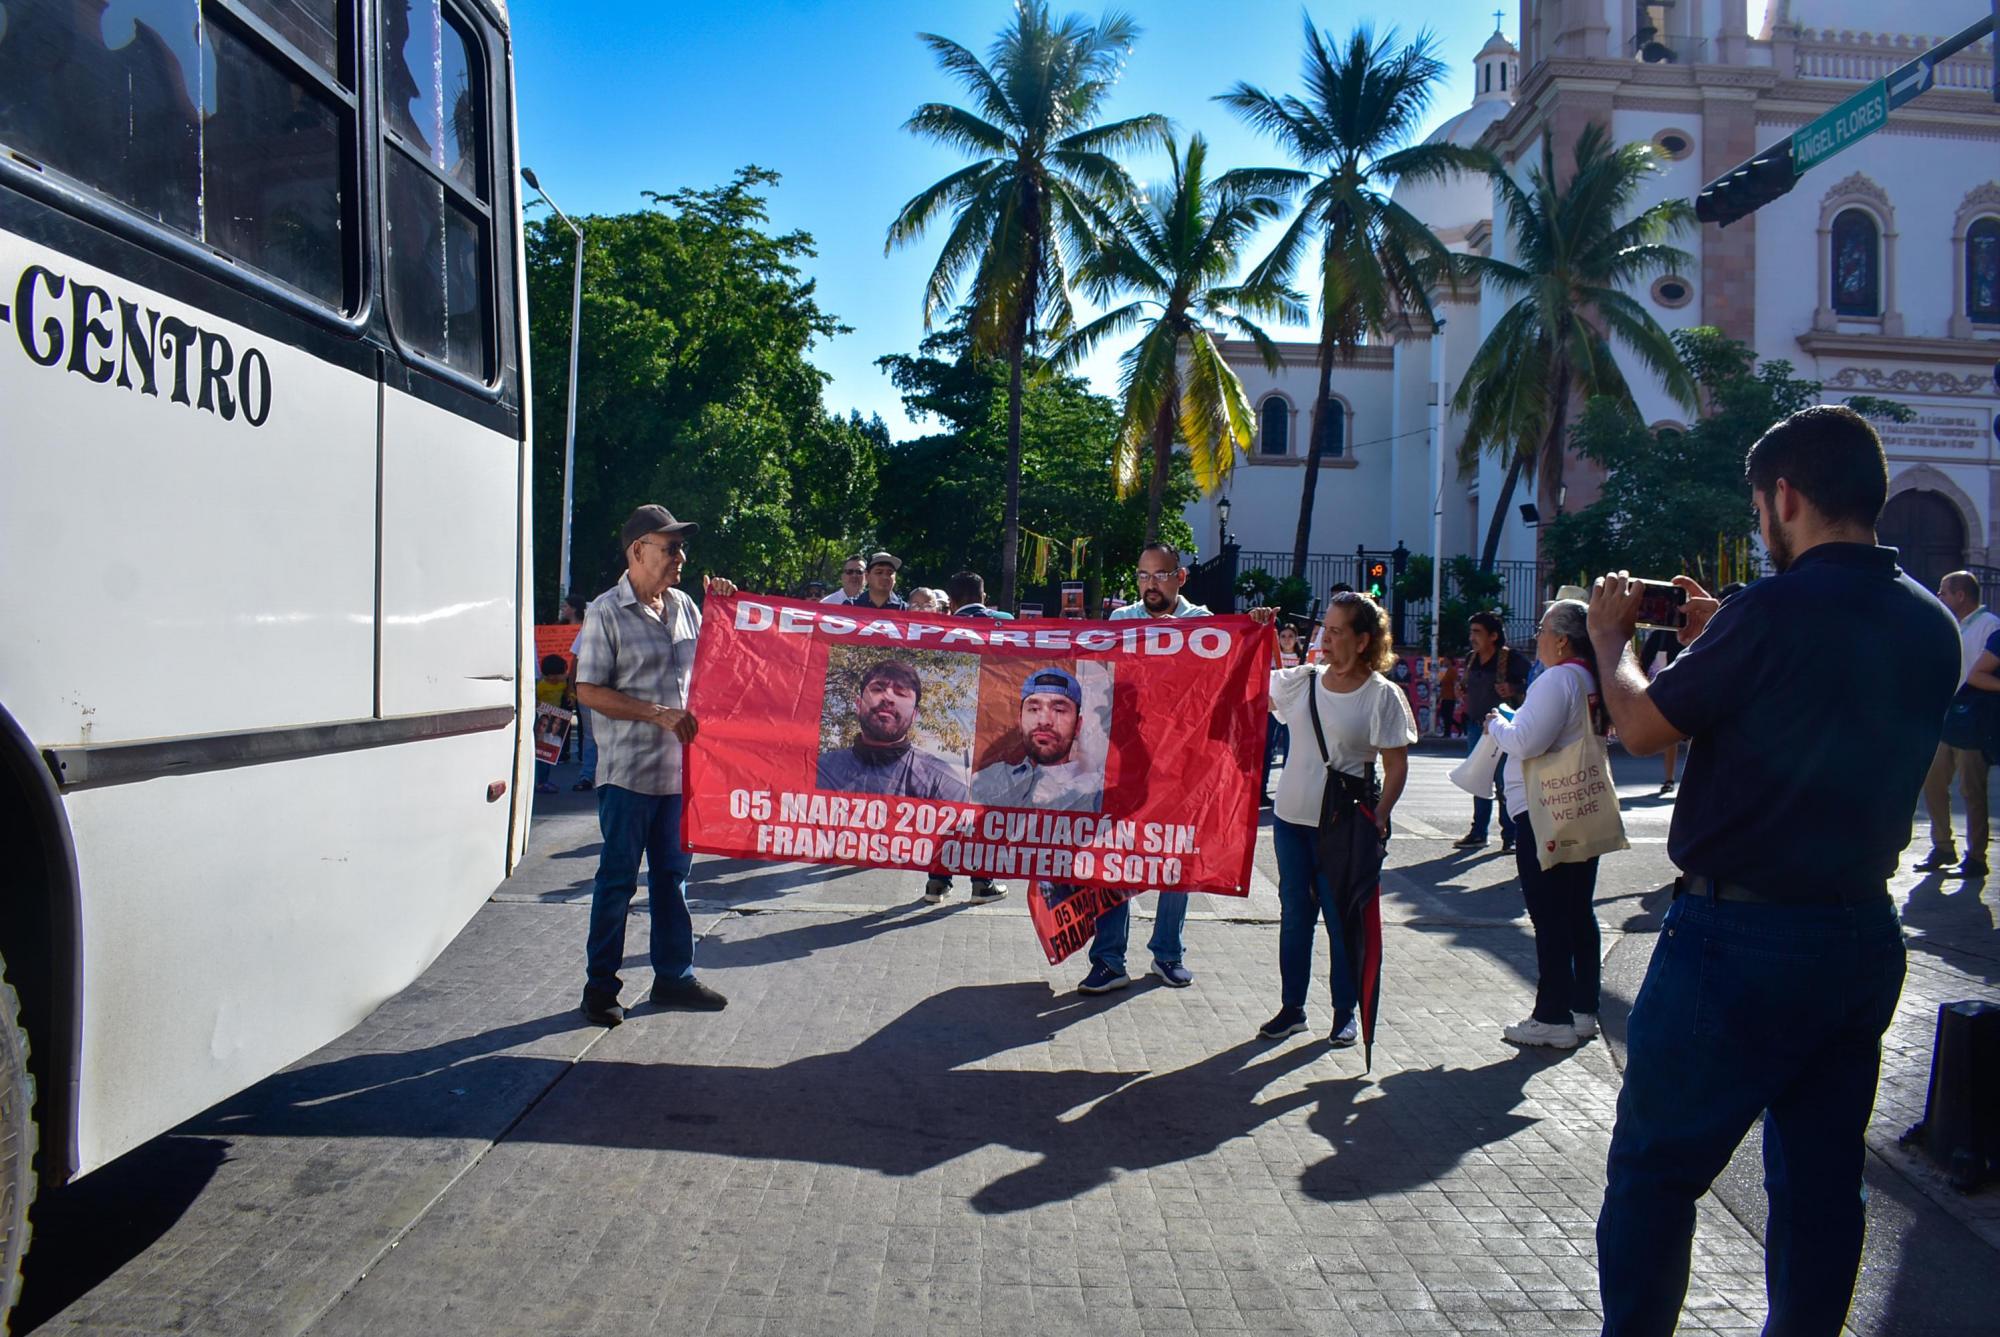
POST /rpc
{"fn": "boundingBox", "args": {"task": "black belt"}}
[1675,873,1888,907]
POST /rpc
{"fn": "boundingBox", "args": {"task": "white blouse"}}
[1268,667,1417,827]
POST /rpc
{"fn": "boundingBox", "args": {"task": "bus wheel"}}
[0,955,33,1330]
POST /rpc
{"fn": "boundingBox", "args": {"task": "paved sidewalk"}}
[17,753,1998,1336]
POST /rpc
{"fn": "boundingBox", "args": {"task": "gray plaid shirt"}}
[573,575,702,796]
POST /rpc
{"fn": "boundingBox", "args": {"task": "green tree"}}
[1056,133,1301,539]
[524,168,881,612]
[1542,327,1912,582]
[1221,20,1481,580]
[1454,124,1697,570]
[874,327,1193,602]
[887,2,1165,610]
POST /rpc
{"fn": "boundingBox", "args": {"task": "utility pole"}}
[521,168,585,602]
[1696,11,1997,227]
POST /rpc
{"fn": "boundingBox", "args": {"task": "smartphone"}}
[1633,580,1688,632]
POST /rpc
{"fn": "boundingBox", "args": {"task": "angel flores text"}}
[733,601,1236,657]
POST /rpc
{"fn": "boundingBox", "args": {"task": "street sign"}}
[1885,57,1935,108]
[1792,81,1888,174]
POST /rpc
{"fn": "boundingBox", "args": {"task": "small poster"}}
[533,703,573,764]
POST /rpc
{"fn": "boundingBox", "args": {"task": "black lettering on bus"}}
[66,282,115,383]
[16,265,65,367]
[116,299,160,396]
[197,329,236,419]
[237,347,271,426]
[158,316,198,406]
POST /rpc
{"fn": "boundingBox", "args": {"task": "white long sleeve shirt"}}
[1484,661,1595,819]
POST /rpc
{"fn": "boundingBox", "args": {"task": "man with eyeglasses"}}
[572,504,738,1027]
[1074,542,1212,994]
[822,557,867,604]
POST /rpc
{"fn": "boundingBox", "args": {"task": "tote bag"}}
[1518,668,1628,870]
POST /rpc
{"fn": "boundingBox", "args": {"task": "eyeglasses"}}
[641,539,688,558]
[1134,570,1180,584]
[843,568,865,577]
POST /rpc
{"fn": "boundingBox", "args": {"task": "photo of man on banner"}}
[970,664,1109,812]
[815,653,972,801]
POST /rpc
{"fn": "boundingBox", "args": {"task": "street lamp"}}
[1217,494,1232,549]
[522,167,584,603]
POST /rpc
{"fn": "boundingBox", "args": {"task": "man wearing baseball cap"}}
[846,551,908,611]
[971,667,1103,812]
[571,503,737,1026]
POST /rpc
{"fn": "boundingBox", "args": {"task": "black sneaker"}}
[1913,849,1958,872]
[572,778,595,792]
[581,995,624,1027]
[1258,1007,1307,1040]
[970,880,1006,902]
[923,876,950,904]
[1078,963,1130,994]
[1452,832,1485,849]
[1957,857,1989,879]
[1329,1013,1360,1049]
[1499,835,1516,854]
[649,977,729,1010]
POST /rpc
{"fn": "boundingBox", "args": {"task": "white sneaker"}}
[1571,1012,1599,1040]
[1503,1017,1579,1049]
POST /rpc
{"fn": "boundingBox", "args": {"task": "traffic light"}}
[1366,559,1388,601]
[1695,140,1799,228]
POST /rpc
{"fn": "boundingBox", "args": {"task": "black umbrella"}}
[1307,791,1385,1071]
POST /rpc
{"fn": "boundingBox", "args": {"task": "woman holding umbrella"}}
[1251,593,1417,1057]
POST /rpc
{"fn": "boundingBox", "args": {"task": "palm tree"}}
[887,3,1164,610]
[1456,123,1697,570]
[1220,20,1483,582]
[1054,133,1304,539]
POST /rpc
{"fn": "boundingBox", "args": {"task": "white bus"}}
[0,0,535,1312]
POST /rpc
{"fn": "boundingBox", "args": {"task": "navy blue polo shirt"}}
[1648,543,1958,900]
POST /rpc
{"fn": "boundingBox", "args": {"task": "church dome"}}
[1389,26,1516,240]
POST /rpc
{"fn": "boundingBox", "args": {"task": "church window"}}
[1318,399,1346,459]
[1483,65,1491,93]
[1651,129,1693,162]
[1969,217,2000,323]
[1830,209,1880,318]
[1500,63,1507,91]
[1258,396,1289,456]
[1651,275,1691,308]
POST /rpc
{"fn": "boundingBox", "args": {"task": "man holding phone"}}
[1583,406,1958,1336]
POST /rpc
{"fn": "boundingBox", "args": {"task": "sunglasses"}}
[641,538,687,557]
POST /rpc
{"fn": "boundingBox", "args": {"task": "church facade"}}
[1193,0,2000,602]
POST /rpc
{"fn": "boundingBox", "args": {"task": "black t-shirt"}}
[1647,543,1959,899]
[1461,645,1528,719]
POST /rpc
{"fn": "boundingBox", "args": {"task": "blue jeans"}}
[1467,722,1515,842]
[1597,892,1905,1337]
[585,785,695,1002]
[1262,718,1290,795]
[1088,893,1188,974]
[577,706,598,781]
[1272,817,1358,1015]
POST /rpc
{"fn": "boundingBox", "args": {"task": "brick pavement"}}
[18,752,1997,1335]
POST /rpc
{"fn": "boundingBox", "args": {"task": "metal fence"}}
[1235,551,1549,646]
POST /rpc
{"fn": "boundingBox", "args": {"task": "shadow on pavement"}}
[1300,1050,1566,1201]
[694,900,970,967]
[970,1040,1326,1213]
[14,1136,229,1332]
[1900,871,2000,985]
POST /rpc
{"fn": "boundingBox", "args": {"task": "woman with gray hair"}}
[1483,598,1609,1049]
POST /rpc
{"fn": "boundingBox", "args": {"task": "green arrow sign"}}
[1792,81,1889,173]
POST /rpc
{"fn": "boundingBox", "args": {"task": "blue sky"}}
[511,1,1528,437]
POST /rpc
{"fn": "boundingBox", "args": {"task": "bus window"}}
[381,0,492,380]
[0,1,358,311]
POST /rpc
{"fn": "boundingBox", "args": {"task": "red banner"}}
[533,624,579,676]
[1027,881,1131,965]
[682,595,1269,895]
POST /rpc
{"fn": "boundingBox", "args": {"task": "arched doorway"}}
[1878,490,1967,592]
